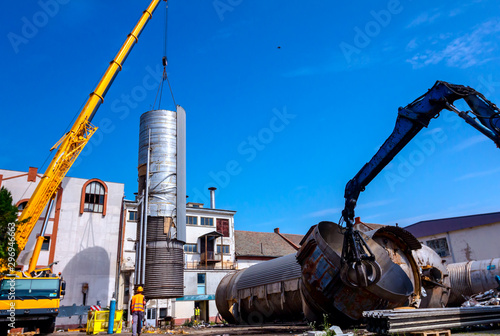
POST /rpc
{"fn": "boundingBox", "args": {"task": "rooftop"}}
[235,229,304,258]
[405,211,500,238]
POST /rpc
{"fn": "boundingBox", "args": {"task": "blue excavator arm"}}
[340,81,500,287]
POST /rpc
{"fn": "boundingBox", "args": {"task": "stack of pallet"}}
[363,306,500,334]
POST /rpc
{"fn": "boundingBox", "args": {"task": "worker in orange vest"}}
[130,286,146,336]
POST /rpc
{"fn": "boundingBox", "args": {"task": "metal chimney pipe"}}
[208,187,217,209]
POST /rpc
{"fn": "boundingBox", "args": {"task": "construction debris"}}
[462,288,500,307]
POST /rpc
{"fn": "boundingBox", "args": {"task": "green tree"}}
[0,187,22,271]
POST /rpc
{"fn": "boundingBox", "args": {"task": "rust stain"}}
[463,242,473,261]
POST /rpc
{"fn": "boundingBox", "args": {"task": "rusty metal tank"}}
[362,226,450,309]
[216,221,451,326]
[298,222,421,324]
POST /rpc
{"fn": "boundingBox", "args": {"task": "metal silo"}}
[136,107,186,299]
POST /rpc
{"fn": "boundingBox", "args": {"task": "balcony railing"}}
[184,261,236,270]
[200,252,221,262]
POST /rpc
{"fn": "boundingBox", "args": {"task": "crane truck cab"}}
[0,271,66,335]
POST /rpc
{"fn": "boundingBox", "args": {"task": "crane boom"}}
[339,81,500,288]
[12,0,166,267]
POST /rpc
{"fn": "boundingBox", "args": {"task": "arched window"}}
[80,179,108,215]
[17,200,29,211]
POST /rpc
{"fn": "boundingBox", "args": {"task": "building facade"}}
[405,212,500,264]
[0,168,124,328]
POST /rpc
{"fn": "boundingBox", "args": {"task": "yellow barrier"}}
[86,310,123,334]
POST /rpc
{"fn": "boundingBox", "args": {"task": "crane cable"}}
[153,2,176,110]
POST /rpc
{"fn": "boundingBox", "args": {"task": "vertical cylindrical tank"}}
[139,110,176,217]
[138,109,186,299]
[447,258,500,306]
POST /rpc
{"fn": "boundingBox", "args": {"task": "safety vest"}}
[131,294,145,312]
[195,308,200,315]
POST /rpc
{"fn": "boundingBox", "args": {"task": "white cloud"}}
[406,20,500,69]
[406,11,442,29]
[406,38,418,52]
[452,135,488,152]
[454,167,500,181]
[283,66,321,78]
[303,199,396,219]
[357,198,396,210]
[303,207,341,219]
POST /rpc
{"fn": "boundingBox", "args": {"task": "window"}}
[184,244,197,253]
[216,218,230,237]
[17,201,28,211]
[197,273,206,294]
[186,216,198,225]
[147,308,156,320]
[200,217,213,226]
[41,236,50,251]
[159,308,167,319]
[82,180,106,214]
[216,245,230,254]
[426,238,450,257]
[0,279,59,300]
[128,211,138,221]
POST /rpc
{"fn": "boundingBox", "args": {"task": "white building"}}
[118,192,237,326]
[405,212,500,264]
[0,168,124,329]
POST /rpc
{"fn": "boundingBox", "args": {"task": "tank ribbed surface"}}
[236,253,301,290]
[448,262,472,305]
[144,239,184,298]
[146,216,169,242]
[215,254,303,324]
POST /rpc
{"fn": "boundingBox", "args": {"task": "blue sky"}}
[1,0,500,234]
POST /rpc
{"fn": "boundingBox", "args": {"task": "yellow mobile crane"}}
[0,1,166,333]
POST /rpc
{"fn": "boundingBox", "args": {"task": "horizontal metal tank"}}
[216,254,303,324]
[216,222,451,326]
[138,108,186,299]
[447,258,500,306]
